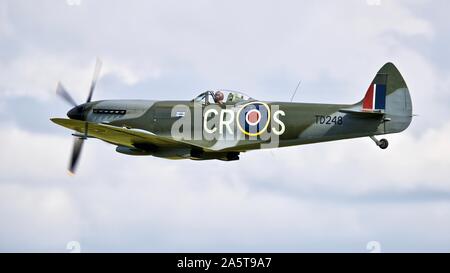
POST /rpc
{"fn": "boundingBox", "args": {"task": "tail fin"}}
[352,62,413,133]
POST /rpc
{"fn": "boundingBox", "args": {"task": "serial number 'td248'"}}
[315,115,344,125]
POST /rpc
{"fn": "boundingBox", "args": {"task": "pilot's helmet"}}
[214,91,224,103]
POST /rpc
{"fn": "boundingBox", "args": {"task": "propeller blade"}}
[56,82,77,107]
[86,58,102,103]
[68,137,84,175]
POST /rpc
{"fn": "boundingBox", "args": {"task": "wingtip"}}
[50,117,62,124]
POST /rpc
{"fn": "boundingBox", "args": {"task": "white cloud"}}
[0,183,81,251]
[1,118,450,251]
[0,0,438,102]
[0,50,155,101]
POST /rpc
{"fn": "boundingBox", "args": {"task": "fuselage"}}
[67,98,393,153]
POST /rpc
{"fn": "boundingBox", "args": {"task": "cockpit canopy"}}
[192,90,253,105]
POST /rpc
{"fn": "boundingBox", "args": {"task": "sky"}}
[0,0,450,252]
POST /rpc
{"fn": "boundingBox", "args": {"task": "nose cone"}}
[67,105,85,120]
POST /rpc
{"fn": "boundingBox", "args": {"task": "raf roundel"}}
[237,102,271,136]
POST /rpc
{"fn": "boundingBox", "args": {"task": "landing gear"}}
[370,136,389,150]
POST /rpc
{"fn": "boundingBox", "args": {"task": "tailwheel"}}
[369,136,389,150]
[378,138,389,149]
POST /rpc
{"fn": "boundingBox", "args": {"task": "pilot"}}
[214,91,224,104]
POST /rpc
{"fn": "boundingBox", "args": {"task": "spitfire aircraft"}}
[52,61,413,174]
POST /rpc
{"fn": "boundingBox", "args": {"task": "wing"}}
[50,118,194,149]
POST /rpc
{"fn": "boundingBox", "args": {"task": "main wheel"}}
[379,138,389,149]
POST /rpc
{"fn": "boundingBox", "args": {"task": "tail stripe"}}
[363,83,386,110]
[374,84,386,109]
[363,84,375,110]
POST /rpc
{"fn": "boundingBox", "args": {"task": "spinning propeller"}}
[56,58,102,175]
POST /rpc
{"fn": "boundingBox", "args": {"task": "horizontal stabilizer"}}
[339,108,385,118]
